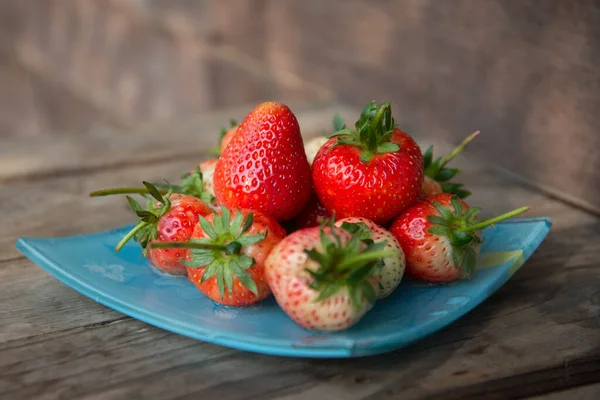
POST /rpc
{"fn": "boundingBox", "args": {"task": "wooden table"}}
[1,103,599,400]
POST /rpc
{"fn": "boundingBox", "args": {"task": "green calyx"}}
[328,101,400,163]
[114,182,173,254]
[209,118,237,156]
[177,167,215,205]
[427,196,529,278]
[304,221,395,311]
[150,206,265,299]
[89,167,214,205]
[422,131,479,199]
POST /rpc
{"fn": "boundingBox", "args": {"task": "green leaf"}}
[216,265,225,299]
[432,201,454,220]
[221,206,231,230]
[452,247,464,270]
[319,228,334,250]
[230,210,244,236]
[327,128,354,138]
[315,281,341,302]
[359,151,373,163]
[201,262,219,282]
[185,252,216,267]
[241,213,254,234]
[427,215,450,226]
[236,255,254,270]
[436,168,460,182]
[376,142,400,153]
[462,246,477,278]
[422,145,434,168]
[126,196,143,213]
[236,233,266,246]
[143,181,165,203]
[456,189,471,199]
[360,280,377,305]
[349,286,362,310]
[344,234,362,257]
[340,222,372,240]
[346,262,375,284]
[428,225,451,236]
[463,207,481,223]
[229,118,237,128]
[230,259,258,295]
[212,213,225,236]
[450,196,463,217]
[333,113,346,131]
[223,262,234,295]
[450,231,473,247]
[198,215,218,239]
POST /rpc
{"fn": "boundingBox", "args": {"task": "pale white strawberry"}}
[198,159,217,198]
[265,226,393,332]
[304,136,329,165]
[419,175,443,199]
[335,217,405,299]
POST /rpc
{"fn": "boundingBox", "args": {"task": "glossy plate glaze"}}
[16,217,551,358]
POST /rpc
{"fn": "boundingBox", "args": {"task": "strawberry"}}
[214,102,313,221]
[335,217,405,299]
[294,194,332,229]
[304,113,348,166]
[304,136,329,166]
[152,206,285,306]
[107,182,212,275]
[312,101,424,225]
[420,131,479,199]
[264,223,394,331]
[190,159,218,207]
[209,119,238,157]
[390,193,529,283]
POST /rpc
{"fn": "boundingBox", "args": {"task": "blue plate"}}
[16,217,551,358]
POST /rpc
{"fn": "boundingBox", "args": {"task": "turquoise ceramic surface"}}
[16,217,551,358]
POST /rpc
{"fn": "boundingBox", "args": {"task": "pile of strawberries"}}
[91,101,528,332]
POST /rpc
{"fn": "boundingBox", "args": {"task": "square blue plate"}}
[16,217,551,358]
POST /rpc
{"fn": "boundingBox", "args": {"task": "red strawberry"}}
[294,194,332,229]
[312,101,423,225]
[105,182,212,275]
[335,217,405,299]
[214,102,312,221]
[265,224,394,331]
[220,128,237,152]
[152,206,286,306]
[420,131,479,199]
[390,193,529,283]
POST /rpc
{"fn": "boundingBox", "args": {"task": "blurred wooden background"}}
[1,0,599,212]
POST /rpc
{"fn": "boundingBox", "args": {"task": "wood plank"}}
[0,239,598,399]
[527,382,600,400]
[0,102,345,183]
[0,258,126,343]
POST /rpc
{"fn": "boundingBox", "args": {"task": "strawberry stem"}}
[337,250,396,270]
[149,241,233,253]
[115,222,148,252]
[438,130,480,168]
[89,188,168,197]
[458,206,530,233]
